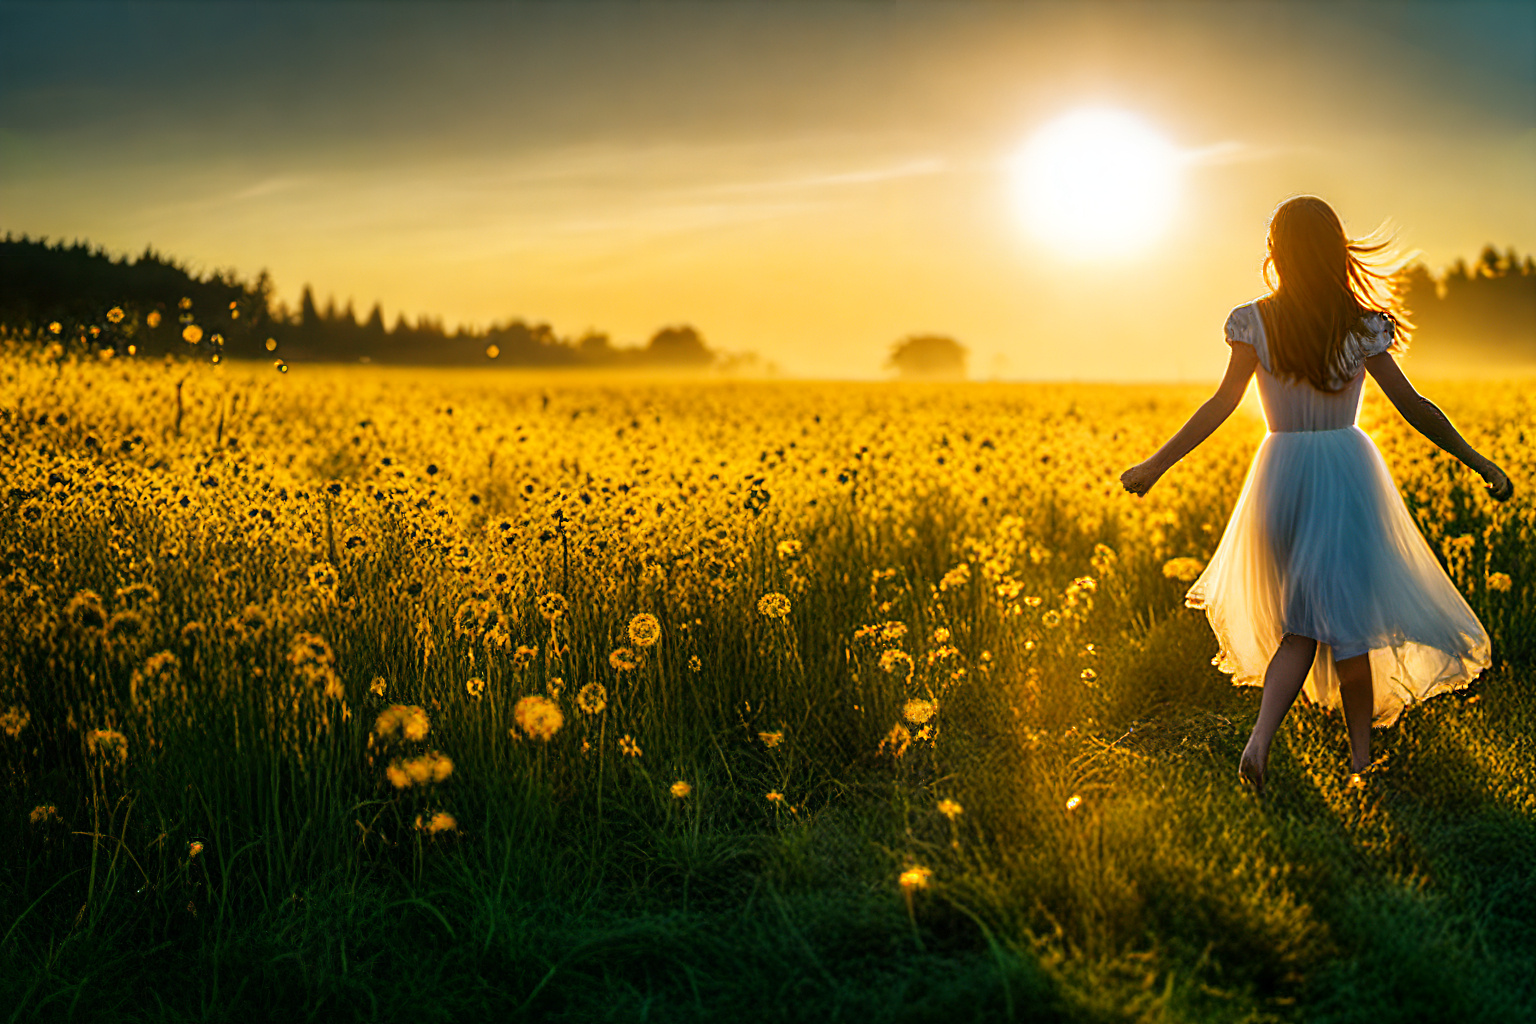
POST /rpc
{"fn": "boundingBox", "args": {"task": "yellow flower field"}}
[4,344,1534,1021]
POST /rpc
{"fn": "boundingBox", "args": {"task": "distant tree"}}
[886,334,967,380]
[363,303,386,338]
[644,324,713,367]
[577,331,615,363]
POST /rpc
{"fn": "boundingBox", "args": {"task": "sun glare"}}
[1012,108,1181,259]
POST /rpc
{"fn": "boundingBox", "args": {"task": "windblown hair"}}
[1257,195,1412,391]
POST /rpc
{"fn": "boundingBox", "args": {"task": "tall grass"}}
[2,346,1532,1021]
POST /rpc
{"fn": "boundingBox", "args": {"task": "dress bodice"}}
[1225,301,1396,433]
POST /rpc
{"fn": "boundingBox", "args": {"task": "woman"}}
[1120,195,1514,793]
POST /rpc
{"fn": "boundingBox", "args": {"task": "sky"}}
[2,0,1533,379]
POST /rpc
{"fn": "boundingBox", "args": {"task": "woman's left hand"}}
[1120,461,1162,497]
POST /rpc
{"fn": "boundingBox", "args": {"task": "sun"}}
[1011,108,1181,259]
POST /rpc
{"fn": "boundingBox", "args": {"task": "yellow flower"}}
[1042,610,1062,628]
[374,704,430,741]
[307,562,338,592]
[1162,557,1206,582]
[387,750,453,788]
[146,311,162,328]
[757,592,791,619]
[513,694,563,740]
[670,780,692,799]
[189,841,205,858]
[29,804,58,825]
[619,734,642,757]
[937,799,963,820]
[765,790,784,804]
[369,677,387,697]
[1023,596,1042,608]
[628,613,661,647]
[2,706,30,738]
[903,698,936,724]
[776,539,802,560]
[537,592,569,622]
[1487,572,1513,593]
[415,811,458,834]
[86,729,128,764]
[931,627,951,644]
[465,677,485,699]
[899,866,932,891]
[688,655,702,672]
[608,647,637,672]
[182,324,203,344]
[758,730,784,748]
[879,621,908,643]
[576,682,607,714]
[106,307,125,324]
[48,321,62,334]
[939,563,970,591]
[1080,668,1098,685]
[1065,794,1083,811]
[879,723,912,758]
[879,649,914,677]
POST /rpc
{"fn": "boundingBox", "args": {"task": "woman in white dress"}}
[1119,195,1514,794]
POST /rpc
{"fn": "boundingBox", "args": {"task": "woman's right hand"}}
[1479,461,1514,502]
[1120,460,1162,498]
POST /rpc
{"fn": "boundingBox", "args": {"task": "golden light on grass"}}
[1012,107,1181,258]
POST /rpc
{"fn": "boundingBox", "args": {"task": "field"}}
[3,344,1534,1023]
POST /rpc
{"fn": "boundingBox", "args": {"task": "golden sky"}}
[3,1,1532,378]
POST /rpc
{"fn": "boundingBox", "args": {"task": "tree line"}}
[0,235,730,369]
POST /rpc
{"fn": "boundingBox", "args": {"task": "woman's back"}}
[1225,301,1395,433]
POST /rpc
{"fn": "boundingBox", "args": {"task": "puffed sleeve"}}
[1224,303,1268,370]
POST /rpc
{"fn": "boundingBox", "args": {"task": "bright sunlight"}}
[1012,108,1181,259]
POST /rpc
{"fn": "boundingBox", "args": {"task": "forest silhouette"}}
[1,233,1532,374]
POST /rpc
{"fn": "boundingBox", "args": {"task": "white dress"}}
[1185,301,1490,726]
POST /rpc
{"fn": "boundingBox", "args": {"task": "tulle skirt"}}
[1186,425,1489,726]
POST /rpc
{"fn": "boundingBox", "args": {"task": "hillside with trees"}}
[0,235,734,370]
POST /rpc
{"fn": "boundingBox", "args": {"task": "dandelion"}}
[628,612,661,647]
[879,649,914,677]
[465,677,485,699]
[149,311,165,328]
[182,324,203,344]
[29,805,58,825]
[1488,572,1513,593]
[898,866,932,891]
[1162,557,1206,582]
[608,647,637,672]
[369,677,387,697]
[937,799,963,820]
[387,750,454,788]
[766,791,785,804]
[1065,794,1083,811]
[537,592,569,622]
[776,539,802,560]
[758,730,784,748]
[671,781,692,799]
[1042,610,1062,628]
[903,698,937,724]
[932,627,951,644]
[48,321,62,334]
[415,811,458,834]
[512,694,563,740]
[2,706,32,738]
[688,655,702,673]
[1080,668,1098,685]
[757,592,791,619]
[374,704,430,741]
[66,590,108,632]
[107,307,126,324]
[86,729,128,765]
[576,682,608,714]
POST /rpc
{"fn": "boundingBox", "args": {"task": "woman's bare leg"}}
[1335,652,1373,774]
[1241,633,1320,786]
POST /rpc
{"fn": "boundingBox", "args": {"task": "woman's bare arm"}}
[1120,343,1258,497]
[1365,353,1513,501]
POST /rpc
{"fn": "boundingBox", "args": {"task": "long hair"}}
[1258,195,1412,391]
